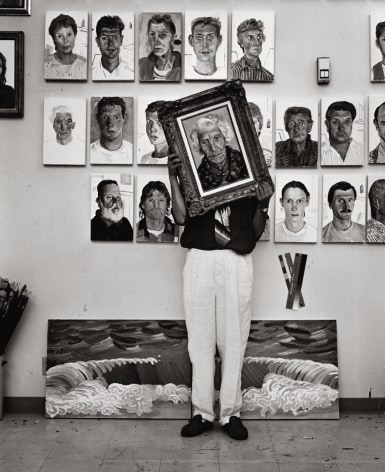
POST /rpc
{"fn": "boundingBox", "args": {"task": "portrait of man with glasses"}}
[275,105,318,168]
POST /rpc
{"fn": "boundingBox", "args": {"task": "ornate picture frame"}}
[158,80,272,216]
[0,1,31,16]
[0,31,24,117]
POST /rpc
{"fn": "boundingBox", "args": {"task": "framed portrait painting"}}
[367,175,385,243]
[0,0,30,16]
[0,31,23,117]
[44,11,88,81]
[91,12,134,82]
[370,14,385,83]
[158,80,273,216]
[368,95,385,164]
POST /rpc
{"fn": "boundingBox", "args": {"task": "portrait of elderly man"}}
[371,20,385,82]
[43,98,86,165]
[231,18,274,82]
[275,106,318,168]
[186,14,227,80]
[139,100,169,165]
[90,96,133,165]
[190,113,249,192]
[136,180,178,243]
[367,178,385,243]
[91,178,133,242]
[92,14,134,81]
[322,180,365,243]
[139,13,182,82]
[275,179,317,243]
[44,12,87,80]
[321,100,364,166]
[369,101,385,164]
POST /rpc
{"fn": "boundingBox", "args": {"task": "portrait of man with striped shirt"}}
[230,18,274,82]
[321,100,364,166]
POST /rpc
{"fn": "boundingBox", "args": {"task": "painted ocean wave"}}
[45,381,190,418]
[241,372,338,417]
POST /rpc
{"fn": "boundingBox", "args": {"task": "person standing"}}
[167,152,274,440]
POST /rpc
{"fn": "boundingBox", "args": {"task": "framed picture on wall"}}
[91,12,134,81]
[0,1,31,16]
[158,80,273,217]
[0,31,23,117]
[367,175,385,243]
[44,11,88,81]
[138,12,183,82]
[370,14,385,82]
[368,96,385,164]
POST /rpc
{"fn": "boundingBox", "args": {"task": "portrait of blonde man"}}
[91,13,134,81]
[43,97,86,165]
[184,11,227,80]
[231,12,275,82]
[321,98,364,166]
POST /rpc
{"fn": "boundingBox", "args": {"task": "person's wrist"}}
[257,207,269,213]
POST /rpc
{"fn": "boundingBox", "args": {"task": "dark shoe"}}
[223,416,248,440]
[181,414,213,437]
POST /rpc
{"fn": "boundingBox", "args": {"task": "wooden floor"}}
[1,413,385,471]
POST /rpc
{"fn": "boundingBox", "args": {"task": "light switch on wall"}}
[317,57,330,84]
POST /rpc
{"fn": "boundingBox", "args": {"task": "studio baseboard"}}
[2,397,384,415]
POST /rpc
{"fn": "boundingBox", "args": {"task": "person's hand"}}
[167,152,182,177]
[256,180,274,208]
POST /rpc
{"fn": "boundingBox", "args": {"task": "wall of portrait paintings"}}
[1,0,385,406]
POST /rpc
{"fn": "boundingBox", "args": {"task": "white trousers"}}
[183,249,253,425]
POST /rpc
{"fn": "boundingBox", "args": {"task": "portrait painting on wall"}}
[135,174,179,244]
[45,319,192,419]
[0,0,30,16]
[368,95,385,164]
[184,10,227,81]
[231,11,274,82]
[43,97,86,166]
[137,96,171,165]
[320,97,364,167]
[138,12,182,82]
[91,12,134,82]
[244,88,272,167]
[158,80,272,216]
[370,14,385,82]
[322,174,366,243]
[90,96,134,165]
[367,175,385,243]
[44,11,88,81]
[0,31,23,117]
[275,99,319,168]
[274,174,319,244]
[90,173,134,242]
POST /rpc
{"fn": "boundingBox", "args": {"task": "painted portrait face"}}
[331,188,355,221]
[98,183,124,223]
[376,29,385,57]
[53,112,75,144]
[286,113,313,144]
[240,29,264,59]
[143,189,168,221]
[148,22,174,57]
[96,27,123,60]
[281,187,309,225]
[97,104,125,141]
[53,26,76,54]
[375,104,385,143]
[326,110,353,144]
[146,110,166,146]
[198,126,226,163]
[189,23,222,63]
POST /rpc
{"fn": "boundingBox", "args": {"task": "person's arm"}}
[167,153,187,225]
[253,180,275,241]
